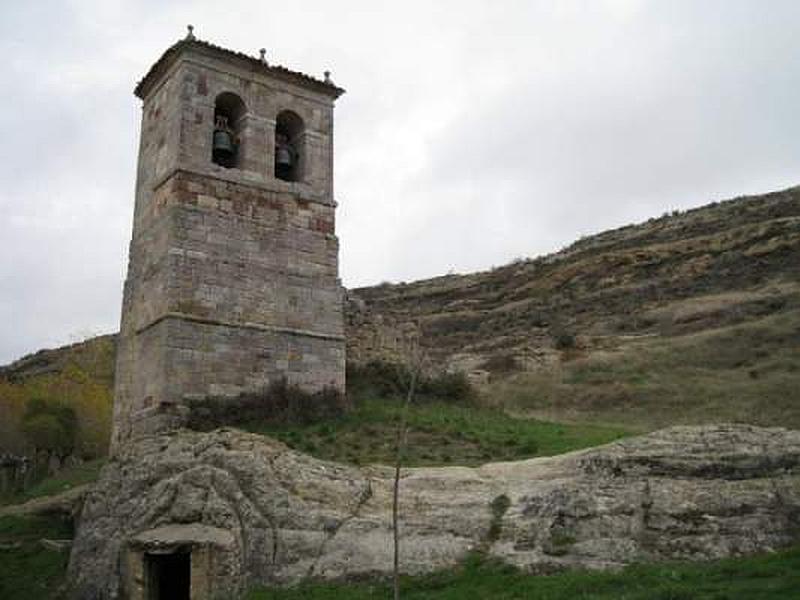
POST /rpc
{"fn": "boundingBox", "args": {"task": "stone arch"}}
[274,109,305,182]
[212,92,247,169]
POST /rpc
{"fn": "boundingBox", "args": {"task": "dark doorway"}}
[146,551,191,600]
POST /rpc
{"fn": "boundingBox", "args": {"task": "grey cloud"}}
[355,0,800,282]
[4,1,800,362]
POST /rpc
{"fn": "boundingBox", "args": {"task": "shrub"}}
[419,371,474,403]
[21,397,77,459]
[488,494,511,542]
[346,360,408,398]
[186,378,348,431]
[553,330,577,350]
[346,360,475,404]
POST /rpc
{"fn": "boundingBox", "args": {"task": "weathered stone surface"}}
[112,38,346,454]
[68,424,800,598]
[345,290,420,367]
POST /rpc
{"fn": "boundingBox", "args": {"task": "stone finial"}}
[259,48,268,65]
[186,24,195,40]
[324,70,333,84]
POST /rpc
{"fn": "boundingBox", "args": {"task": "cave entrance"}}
[145,550,191,600]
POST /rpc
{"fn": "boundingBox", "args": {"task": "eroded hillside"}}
[347,186,800,429]
[349,187,800,371]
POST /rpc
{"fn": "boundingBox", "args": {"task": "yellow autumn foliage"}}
[0,362,112,458]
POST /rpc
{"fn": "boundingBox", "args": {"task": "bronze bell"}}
[213,116,235,163]
[276,144,293,168]
[213,129,234,159]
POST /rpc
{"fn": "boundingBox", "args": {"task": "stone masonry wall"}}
[344,291,420,366]
[112,43,344,452]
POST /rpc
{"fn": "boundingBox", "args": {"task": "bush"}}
[186,378,348,431]
[346,360,475,404]
[21,397,77,459]
[419,371,474,402]
[346,360,408,398]
[553,330,577,350]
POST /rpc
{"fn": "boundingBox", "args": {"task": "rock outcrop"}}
[68,424,800,598]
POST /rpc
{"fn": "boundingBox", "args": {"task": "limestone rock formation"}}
[68,424,800,598]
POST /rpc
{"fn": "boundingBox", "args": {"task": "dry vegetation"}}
[351,186,800,432]
[492,305,800,430]
[0,336,115,460]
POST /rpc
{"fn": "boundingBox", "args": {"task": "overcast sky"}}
[2,0,800,364]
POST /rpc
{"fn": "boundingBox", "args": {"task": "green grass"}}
[0,515,73,600]
[245,547,800,600]
[0,458,105,506]
[1,514,797,600]
[245,396,629,466]
[493,309,800,431]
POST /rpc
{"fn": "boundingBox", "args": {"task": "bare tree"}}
[392,344,424,600]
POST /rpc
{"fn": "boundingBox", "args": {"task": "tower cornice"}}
[134,37,345,101]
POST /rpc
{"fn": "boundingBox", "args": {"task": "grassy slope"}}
[246,395,629,467]
[493,307,800,430]
[0,334,116,386]
[0,459,105,507]
[246,548,800,600]
[351,186,800,434]
[0,515,72,600]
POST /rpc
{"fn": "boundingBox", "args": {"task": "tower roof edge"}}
[134,37,345,101]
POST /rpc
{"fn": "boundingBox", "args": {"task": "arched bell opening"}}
[212,92,247,169]
[274,110,305,182]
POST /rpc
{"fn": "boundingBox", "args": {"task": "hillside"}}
[0,335,115,462]
[349,186,800,367]
[3,185,799,435]
[0,334,116,387]
[348,185,800,429]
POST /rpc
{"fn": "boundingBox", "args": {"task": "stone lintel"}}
[130,524,235,550]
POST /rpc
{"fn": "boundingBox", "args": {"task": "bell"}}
[276,144,293,168]
[213,128,235,160]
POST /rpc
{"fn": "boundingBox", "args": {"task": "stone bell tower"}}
[111,28,346,452]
